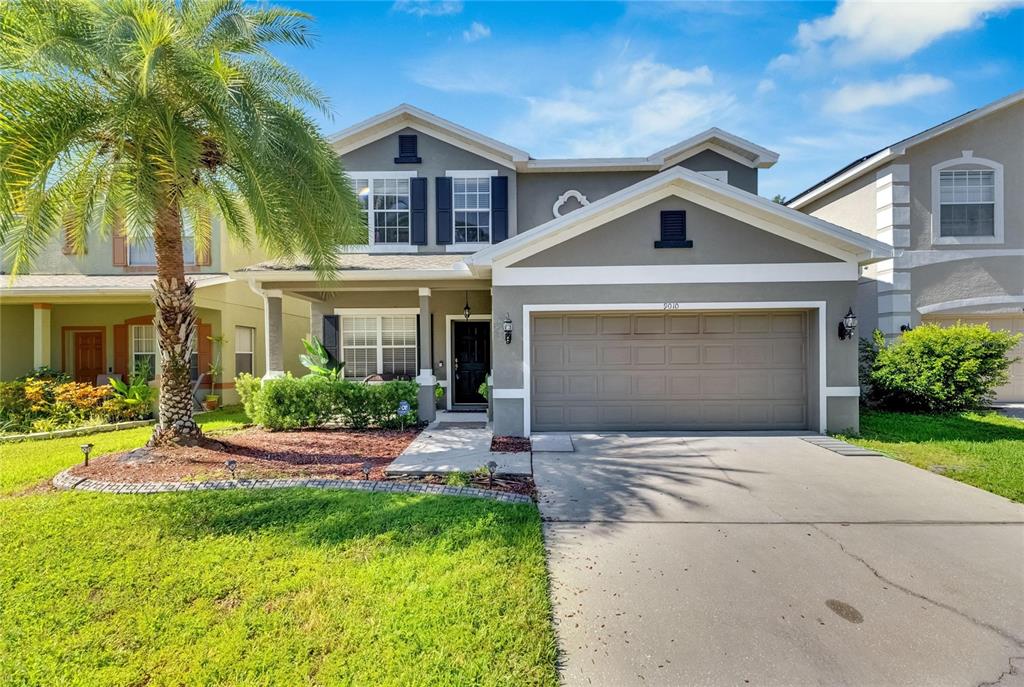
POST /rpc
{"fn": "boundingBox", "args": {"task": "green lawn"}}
[840,410,1024,503]
[0,406,558,686]
[0,406,250,495]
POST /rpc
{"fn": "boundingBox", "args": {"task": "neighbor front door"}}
[74,331,104,384]
[452,320,490,405]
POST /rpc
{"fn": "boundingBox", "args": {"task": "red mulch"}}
[68,427,422,483]
[491,435,532,453]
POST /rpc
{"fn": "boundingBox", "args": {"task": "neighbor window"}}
[340,313,417,379]
[128,221,196,265]
[453,177,491,243]
[235,326,255,376]
[131,325,157,379]
[939,169,995,237]
[349,174,413,245]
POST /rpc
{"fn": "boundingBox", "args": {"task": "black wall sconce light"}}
[838,307,858,340]
[502,313,513,345]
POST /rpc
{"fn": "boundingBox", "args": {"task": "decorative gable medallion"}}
[552,189,590,218]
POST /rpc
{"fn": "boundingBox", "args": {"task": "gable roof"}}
[464,166,893,272]
[328,104,779,173]
[788,88,1024,209]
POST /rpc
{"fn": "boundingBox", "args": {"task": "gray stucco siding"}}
[511,197,840,267]
[911,256,1024,319]
[338,127,516,249]
[671,149,758,195]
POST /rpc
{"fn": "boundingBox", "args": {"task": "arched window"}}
[931,151,1003,245]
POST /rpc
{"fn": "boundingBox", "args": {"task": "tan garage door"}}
[531,311,809,431]
[924,314,1024,402]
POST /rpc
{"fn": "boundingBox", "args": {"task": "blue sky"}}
[276,1,1024,199]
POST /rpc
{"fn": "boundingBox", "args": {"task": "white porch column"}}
[32,303,51,370]
[262,290,285,380]
[875,164,913,340]
[414,287,436,423]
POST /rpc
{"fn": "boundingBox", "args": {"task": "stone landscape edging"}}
[51,468,532,504]
[1,419,155,444]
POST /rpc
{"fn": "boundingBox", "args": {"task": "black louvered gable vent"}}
[654,210,693,248]
[395,134,422,164]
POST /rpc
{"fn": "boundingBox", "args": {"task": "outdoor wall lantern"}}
[838,308,858,341]
[463,291,472,320]
[502,313,513,345]
[80,443,94,467]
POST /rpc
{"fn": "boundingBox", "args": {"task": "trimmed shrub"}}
[865,323,1021,412]
[235,374,418,431]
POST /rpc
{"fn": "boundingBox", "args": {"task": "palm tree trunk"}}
[148,196,203,447]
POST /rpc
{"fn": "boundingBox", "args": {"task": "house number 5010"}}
[663,302,680,310]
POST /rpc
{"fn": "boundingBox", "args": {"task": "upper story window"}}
[932,152,1003,245]
[128,221,196,266]
[349,172,416,246]
[448,170,496,245]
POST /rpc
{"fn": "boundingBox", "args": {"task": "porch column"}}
[262,291,285,380]
[415,287,436,423]
[309,300,331,343]
[32,303,51,370]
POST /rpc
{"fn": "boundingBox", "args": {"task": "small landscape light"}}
[225,459,237,479]
[361,462,371,480]
[80,443,94,467]
[486,460,498,489]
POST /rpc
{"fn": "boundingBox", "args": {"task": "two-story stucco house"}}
[235,104,892,436]
[788,89,1024,403]
[0,220,310,405]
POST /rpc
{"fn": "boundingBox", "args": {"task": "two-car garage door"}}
[530,311,810,432]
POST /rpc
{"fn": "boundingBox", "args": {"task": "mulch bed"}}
[68,427,422,483]
[491,435,532,453]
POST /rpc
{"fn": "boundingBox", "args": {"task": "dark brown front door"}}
[74,331,104,384]
[452,320,490,405]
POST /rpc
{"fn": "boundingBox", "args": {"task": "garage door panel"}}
[534,316,564,336]
[531,311,809,431]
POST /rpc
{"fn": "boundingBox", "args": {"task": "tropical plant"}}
[300,336,343,381]
[108,360,157,416]
[0,0,363,447]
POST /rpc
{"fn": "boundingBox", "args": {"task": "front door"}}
[74,331,104,384]
[452,320,490,405]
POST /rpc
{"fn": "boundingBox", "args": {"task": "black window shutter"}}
[654,210,693,248]
[436,176,453,244]
[322,315,340,365]
[395,134,421,164]
[491,176,508,243]
[410,177,427,245]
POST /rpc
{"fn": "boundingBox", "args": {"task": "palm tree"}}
[0,0,363,446]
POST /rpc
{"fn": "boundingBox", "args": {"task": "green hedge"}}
[862,323,1021,412]
[236,374,419,431]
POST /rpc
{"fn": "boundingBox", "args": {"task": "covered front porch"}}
[237,254,494,423]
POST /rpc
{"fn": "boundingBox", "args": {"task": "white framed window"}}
[128,220,196,266]
[131,325,157,379]
[699,170,729,183]
[448,170,495,245]
[235,326,255,376]
[932,152,1003,245]
[348,172,417,247]
[338,310,418,379]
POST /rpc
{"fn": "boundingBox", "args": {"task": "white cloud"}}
[824,74,953,114]
[462,21,491,42]
[392,0,463,17]
[774,0,1021,66]
[756,78,775,95]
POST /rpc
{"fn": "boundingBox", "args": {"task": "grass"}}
[0,489,558,686]
[839,410,1024,503]
[0,406,250,495]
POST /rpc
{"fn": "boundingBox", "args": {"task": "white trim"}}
[826,386,860,397]
[347,170,418,180]
[446,242,490,253]
[492,388,525,399]
[445,314,492,409]
[493,262,857,287]
[895,248,1024,269]
[930,153,1004,245]
[699,170,729,183]
[651,127,779,169]
[552,190,590,218]
[918,295,1024,315]
[445,169,498,178]
[520,301,829,436]
[334,309,420,379]
[335,308,420,316]
[418,287,431,297]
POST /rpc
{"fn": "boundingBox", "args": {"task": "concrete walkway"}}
[536,433,1024,687]
[386,414,531,475]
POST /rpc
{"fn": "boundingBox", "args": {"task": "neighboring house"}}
[0,218,310,405]
[788,89,1024,403]
[237,104,891,435]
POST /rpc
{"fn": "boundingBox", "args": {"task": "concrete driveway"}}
[534,433,1024,686]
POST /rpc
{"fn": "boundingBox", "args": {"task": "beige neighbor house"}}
[0,221,310,406]
[236,104,892,436]
[788,89,1024,403]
